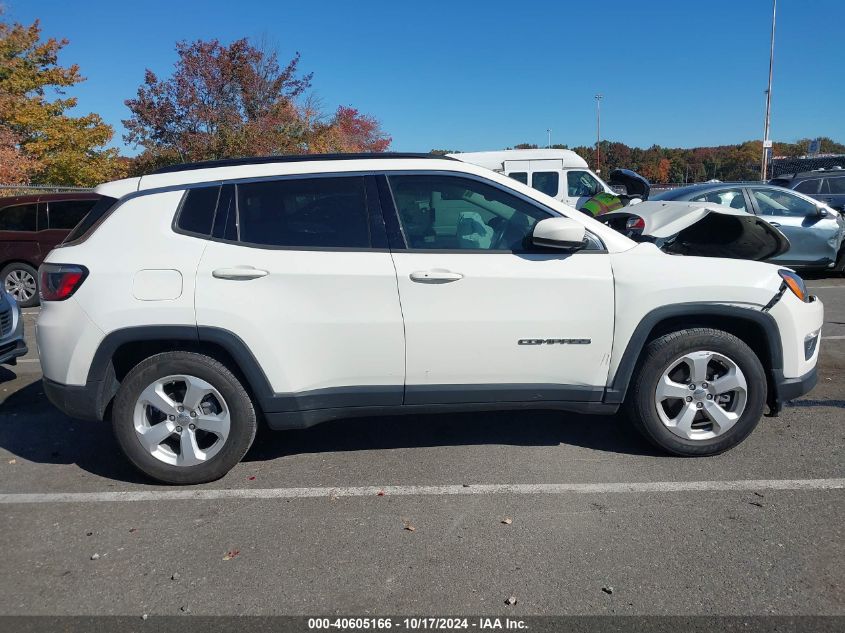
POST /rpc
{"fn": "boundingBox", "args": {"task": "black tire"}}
[625,328,767,456]
[112,351,257,484]
[2,262,39,308]
[835,246,845,275]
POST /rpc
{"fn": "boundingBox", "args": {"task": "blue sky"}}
[7,0,844,154]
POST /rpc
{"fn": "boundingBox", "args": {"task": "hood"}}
[608,169,650,199]
[602,200,790,261]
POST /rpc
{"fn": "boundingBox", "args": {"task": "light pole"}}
[546,128,551,148]
[595,94,603,175]
[761,0,776,180]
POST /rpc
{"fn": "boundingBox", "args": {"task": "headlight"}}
[778,269,808,302]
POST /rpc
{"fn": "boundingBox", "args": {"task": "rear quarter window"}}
[48,199,99,230]
[62,196,118,245]
[176,186,220,236]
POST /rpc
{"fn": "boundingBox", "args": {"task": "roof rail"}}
[151,152,452,175]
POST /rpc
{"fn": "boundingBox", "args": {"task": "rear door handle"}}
[409,269,463,283]
[212,266,269,280]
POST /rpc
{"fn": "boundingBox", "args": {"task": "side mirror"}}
[817,207,829,217]
[532,217,587,250]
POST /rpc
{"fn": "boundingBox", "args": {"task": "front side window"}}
[532,171,559,197]
[752,188,818,217]
[236,177,370,248]
[0,204,37,231]
[388,174,550,251]
[48,200,98,230]
[691,188,748,211]
[567,171,601,197]
[508,172,528,184]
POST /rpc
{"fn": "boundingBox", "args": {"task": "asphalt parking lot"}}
[0,279,843,617]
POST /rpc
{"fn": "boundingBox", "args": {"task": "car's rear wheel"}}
[626,328,766,456]
[112,351,257,484]
[835,246,845,275]
[2,262,39,307]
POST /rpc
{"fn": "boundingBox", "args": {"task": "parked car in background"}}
[0,285,27,366]
[769,167,845,212]
[651,183,845,273]
[0,193,101,307]
[600,200,789,261]
[450,149,619,209]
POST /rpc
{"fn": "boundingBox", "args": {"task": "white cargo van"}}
[449,149,613,209]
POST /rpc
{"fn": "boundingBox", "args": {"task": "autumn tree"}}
[308,106,391,153]
[124,38,390,169]
[0,15,125,185]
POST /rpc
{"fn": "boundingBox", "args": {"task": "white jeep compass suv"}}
[36,154,824,484]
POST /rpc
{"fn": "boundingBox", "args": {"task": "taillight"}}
[626,216,645,230]
[39,264,88,301]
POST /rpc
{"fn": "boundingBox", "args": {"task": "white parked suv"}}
[36,154,824,484]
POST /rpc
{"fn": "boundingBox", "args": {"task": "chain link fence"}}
[770,155,845,177]
[0,184,95,197]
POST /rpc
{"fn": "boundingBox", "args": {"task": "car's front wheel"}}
[626,328,766,456]
[112,351,257,484]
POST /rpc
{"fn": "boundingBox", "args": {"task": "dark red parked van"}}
[0,192,100,307]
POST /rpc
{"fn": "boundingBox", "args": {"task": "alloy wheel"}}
[4,269,37,303]
[654,350,748,440]
[132,374,231,466]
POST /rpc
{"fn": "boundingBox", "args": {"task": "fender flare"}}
[603,303,783,405]
[86,325,276,417]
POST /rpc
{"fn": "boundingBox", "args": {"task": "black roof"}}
[151,152,453,175]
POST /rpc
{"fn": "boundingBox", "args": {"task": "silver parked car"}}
[0,285,27,366]
[651,183,845,272]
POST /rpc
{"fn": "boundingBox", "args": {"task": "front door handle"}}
[212,266,269,281]
[409,269,463,283]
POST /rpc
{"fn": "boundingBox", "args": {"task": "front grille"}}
[0,308,11,337]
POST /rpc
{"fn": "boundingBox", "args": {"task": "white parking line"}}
[0,478,842,505]
[808,285,845,289]
[823,335,845,340]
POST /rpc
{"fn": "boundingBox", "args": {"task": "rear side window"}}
[235,177,370,248]
[691,188,748,211]
[508,172,528,184]
[49,200,98,230]
[824,177,845,194]
[532,171,559,197]
[63,196,118,245]
[0,204,37,231]
[794,179,821,194]
[176,186,220,236]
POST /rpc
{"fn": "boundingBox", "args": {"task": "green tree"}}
[0,15,125,185]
